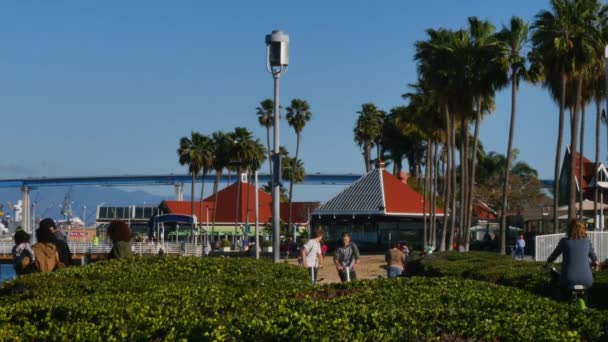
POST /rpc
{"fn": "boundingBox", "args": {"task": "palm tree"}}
[495,17,538,255]
[256,99,274,177]
[286,99,312,232]
[354,103,384,173]
[415,28,460,251]
[210,131,234,236]
[244,139,267,227]
[230,127,257,237]
[197,135,214,227]
[177,132,207,239]
[533,0,604,222]
[464,17,508,252]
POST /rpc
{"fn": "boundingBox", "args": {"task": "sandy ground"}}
[287,254,388,284]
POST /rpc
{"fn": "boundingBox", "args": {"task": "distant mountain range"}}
[0,186,172,226]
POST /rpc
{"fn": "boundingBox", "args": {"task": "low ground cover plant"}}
[407,251,608,310]
[0,256,605,340]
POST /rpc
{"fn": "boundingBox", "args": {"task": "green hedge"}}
[0,257,606,340]
[408,251,608,310]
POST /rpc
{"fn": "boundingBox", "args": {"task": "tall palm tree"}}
[532,0,576,231]
[533,0,604,222]
[354,103,384,173]
[210,131,233,237]
[495,17,538,255]
[197,135,214,227]
[230,127,257,238]
[464,17,508,252]
[256,99,274,178]
[286,99,312,232]
[177,132,207,239]
[415,28,462,251]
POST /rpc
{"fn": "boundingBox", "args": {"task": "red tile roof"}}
[315,169,442,217]
[161,182,318,224]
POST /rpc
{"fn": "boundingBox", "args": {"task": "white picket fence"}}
[0,241,207,257]
[535,231,608,262]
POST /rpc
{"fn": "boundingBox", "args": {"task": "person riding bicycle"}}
[545,219,598,291]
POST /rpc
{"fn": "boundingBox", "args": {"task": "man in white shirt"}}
[301,227,324,284]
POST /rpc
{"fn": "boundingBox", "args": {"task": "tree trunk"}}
[569,76,583,220]
[267,126,272,181]
[440,105,451,252]
[235,167,242,245]
[595,98,601,228]
[463,118,470,244]
[554,74,567,233]
[199,169,207,241]
[288,133,300,237]
[579,103,586,219]
[423,142,431,247]
[501,76,518,257]
[467,98,482,252]
[459,119,466,246]
[432,142,439,248]
[191,172,196,242]
[448,112,457,251]
[364,143,372,173]
[212,171,222,241]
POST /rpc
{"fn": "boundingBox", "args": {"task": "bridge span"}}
[0,173,554,233]
[0,173,363,233]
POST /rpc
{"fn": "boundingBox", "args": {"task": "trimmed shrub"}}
[408,251,608,310]
[0,257,606,340]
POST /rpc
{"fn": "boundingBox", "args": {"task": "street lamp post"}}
[266,29,289,263]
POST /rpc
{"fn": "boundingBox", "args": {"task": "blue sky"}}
[0,1,599,201]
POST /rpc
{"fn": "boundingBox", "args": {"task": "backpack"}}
[13,250,37,275]
[32,243,61,273]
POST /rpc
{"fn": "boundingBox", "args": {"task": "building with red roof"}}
[160,181,319,239]
[312,166,442,249]
[559,145,601,206]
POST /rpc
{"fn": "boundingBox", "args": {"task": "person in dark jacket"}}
[546,219,598,289]
[334,232,360,282]
[39,218,71,267]
[107,220,133,259]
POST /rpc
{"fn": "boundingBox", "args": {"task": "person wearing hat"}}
[12,230,36,275]
[38,218,72,267]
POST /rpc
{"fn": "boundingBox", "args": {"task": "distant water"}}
[0,264,16,282]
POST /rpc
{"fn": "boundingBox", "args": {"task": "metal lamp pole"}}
[266,30,289,263]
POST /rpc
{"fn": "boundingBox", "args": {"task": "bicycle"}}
[546,264,595,310]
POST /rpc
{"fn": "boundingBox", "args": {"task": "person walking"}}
[515,234,526,260]
[385,242,406,278]
[334,232,360,282]
[301,228,324,285]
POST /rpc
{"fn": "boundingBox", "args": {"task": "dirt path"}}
[287,254,387,284]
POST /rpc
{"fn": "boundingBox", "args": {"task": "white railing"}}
[0,240,245,258]
[535,231,608,262]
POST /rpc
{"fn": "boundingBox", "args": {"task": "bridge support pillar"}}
[21,186,30,234]
[175,183,184,201]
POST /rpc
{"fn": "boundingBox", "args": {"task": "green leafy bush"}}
[408,251,608,310]
[220,239,231,248]
[262,239,273,247]
[0,257,606,340]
